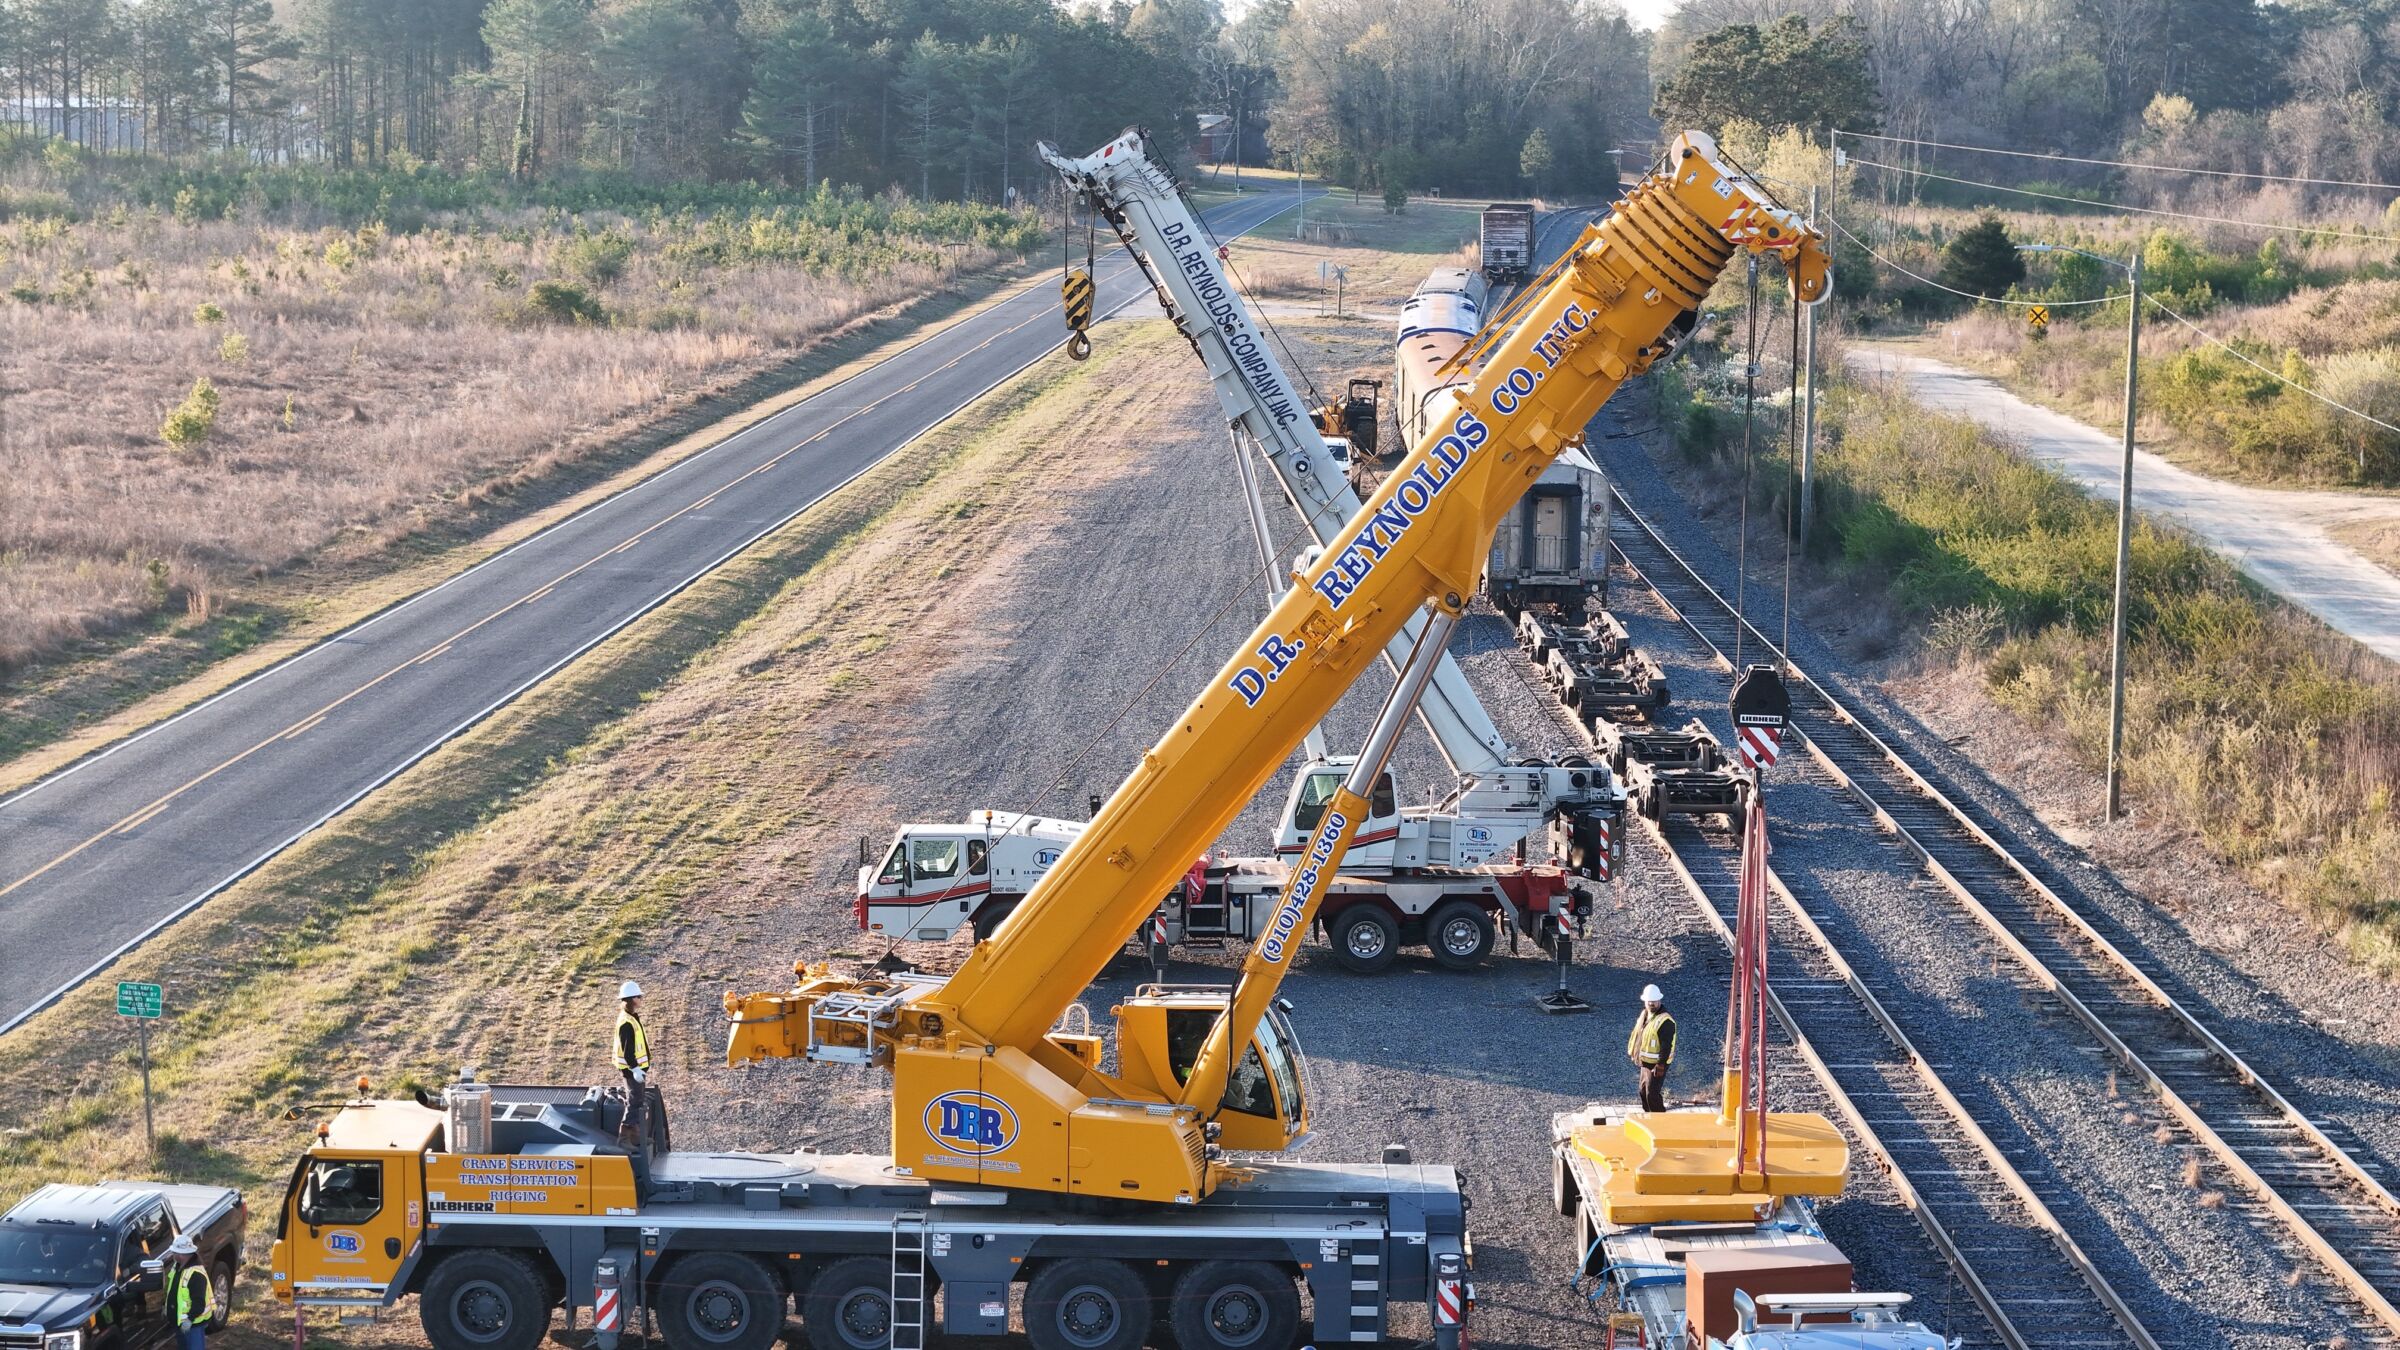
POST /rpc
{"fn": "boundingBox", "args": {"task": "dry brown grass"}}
[0,194,1031,671]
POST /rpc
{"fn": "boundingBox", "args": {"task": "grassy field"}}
[1666,352,2400,971]
[0,145,1043,716]
[0,312,1201,1337]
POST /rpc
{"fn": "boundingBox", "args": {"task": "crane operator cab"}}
[1110,986,1311,1153]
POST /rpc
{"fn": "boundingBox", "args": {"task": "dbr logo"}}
[926,1091,1017,1157]
[326,1231,363,1255]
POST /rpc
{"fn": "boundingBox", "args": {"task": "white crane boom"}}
[1040,129,1512,780]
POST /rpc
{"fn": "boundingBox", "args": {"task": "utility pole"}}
[1798,184,1820,547]
[2104,251,2143,822]
[1294,145,1305,240]
[2018,239,2142,823]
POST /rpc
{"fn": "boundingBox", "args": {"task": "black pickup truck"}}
[0,1182,246,1350]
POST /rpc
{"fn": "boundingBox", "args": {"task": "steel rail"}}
[1605,484,2400,1335]
[1631,818,2128,1350]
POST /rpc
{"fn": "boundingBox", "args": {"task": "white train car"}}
[1395,262,1607,615]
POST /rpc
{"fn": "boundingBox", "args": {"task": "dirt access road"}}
[1848,343,2400,663]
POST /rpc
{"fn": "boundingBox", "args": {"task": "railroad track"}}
[1643,814,2146,1350]
[1605,486,2400,1340]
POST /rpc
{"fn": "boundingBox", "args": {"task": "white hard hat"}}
[1641,984,1664,1003]
[167,1235,197,1257]
[619,980,643,1000]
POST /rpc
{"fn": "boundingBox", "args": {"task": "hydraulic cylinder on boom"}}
[724,131,1828,1208]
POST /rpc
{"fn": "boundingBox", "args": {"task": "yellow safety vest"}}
[1627,1010,1675,1067]
[175,1263,214,1328]
[614,1010,649,1072]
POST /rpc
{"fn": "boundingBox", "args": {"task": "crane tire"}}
[804,1256,895,1350]
[1326,906,1400,975]
[419,1248,552,1350]
[1166,1261,1300,1350]
[1425,900,1496,970]
[656,1251,783,1350]
[1025,1258,1148,1350]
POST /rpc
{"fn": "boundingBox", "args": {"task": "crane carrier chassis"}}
[275,1080,1472,1350]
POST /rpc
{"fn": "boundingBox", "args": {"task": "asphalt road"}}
[0,188,1306,1034]
[1849,343,2400,663]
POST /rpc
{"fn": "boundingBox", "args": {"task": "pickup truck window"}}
[126,1205,171,1271]
[0,1225,113,1286]
[298,1160,384,1227]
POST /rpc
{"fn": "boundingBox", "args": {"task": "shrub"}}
[1939,212,2026,300]
[217,332,250,364]
[559,228,636,287]
[160,377,220,450]
[526,280,604,325]
[193,301,226,325]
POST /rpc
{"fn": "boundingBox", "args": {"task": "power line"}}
[2145,294,2400,438]
[1839,129,2400,195]
[1845,154,2400,245]
[1830,217,2130,309]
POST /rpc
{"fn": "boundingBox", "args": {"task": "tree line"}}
[0,0,1196,200]
[1651,0,2400,214]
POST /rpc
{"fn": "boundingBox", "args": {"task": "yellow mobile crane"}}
[267,134,1825,1350]
[723,133,1826,1196]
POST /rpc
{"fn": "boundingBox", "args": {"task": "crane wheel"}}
[804,1256,896,1350]
[1326,906,1399,975]
[419,1248,552,1350]
[1425,900,1496,970]
[1166,1261,1300,1350]
[656,1251,783,1350]
[1025,1258,1148,1350]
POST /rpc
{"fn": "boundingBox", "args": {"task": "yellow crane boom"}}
[725,131,1828,1205]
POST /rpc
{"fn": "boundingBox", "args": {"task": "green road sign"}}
[116,982,163,1019]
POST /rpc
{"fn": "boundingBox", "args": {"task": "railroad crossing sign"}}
[2027,304,2050,340]
[116,981,162,1018]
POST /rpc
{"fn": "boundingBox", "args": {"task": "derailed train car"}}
[1395,265,1607,615]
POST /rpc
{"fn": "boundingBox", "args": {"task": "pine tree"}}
[196,0,296,151]
[1519,128,1555,193]
[1939,213,2028,300]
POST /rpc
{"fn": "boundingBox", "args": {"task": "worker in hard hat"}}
[1627,984,1676,1113]
[613,980,651,1148]
[167,1234,212,1350]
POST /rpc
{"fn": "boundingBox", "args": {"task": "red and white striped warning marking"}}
[1737,724,1781,771]
[594,1287,621,1333]
[1434,1279,1463,1326]
[1150,914,1168,948]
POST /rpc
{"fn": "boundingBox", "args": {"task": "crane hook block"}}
[1061,268,1096,361]
[1729,663,1792,733]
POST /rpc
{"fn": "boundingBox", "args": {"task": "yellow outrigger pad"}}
[1573,1109,1848,1225]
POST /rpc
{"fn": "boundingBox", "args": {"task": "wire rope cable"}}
[1829,218,2130,309]
[1843,153,2400,244]
[1838,129,2400,195]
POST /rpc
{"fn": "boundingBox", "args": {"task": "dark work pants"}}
[1637,1064,1668,1113]
[621,1070,648,1145]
